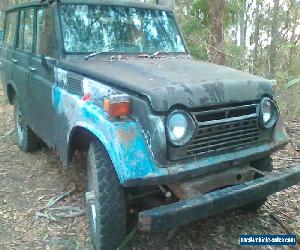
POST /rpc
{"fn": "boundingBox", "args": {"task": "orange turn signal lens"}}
[104,94,131,117]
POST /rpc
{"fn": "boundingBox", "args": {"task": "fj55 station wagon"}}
[1,0,300,249]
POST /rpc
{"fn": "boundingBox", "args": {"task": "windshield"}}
[59,4,186,54]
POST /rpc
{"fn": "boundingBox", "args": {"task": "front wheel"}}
[86,140,126,250]
[13,99,41,152]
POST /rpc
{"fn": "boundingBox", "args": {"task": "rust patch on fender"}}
[117,127,136,146]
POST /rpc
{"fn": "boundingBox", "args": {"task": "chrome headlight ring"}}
[260,97,278,129]
[166,110,196,146]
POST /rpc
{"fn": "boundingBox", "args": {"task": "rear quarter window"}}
[4,11,17,47]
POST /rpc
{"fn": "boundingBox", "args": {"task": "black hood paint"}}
[60,56,274,112]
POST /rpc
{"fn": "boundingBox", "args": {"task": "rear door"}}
[28,6,56,147]
[1,11,18,91]
[12,8,34,120]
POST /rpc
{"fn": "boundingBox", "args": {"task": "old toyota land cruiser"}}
[1,0,300,249]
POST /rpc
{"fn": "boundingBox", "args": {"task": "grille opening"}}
[193,127,258,145]
[197,112,226,122]
[187,136,259,156]
[186,117,260,158]
[67,74,83,95]
[227,106,256,118]
[195,118,258,138]
[192,101,257,112]
[195,105,257,123]
[187,131,259,151]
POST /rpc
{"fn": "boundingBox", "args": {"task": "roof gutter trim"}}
[6,0,171,12]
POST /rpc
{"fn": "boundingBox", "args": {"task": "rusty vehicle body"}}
[1,0,300,249]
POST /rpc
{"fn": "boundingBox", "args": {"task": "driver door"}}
[28,6,57,147]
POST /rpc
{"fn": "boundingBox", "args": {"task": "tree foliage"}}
[178,0,300,88]
[1,0,299,88]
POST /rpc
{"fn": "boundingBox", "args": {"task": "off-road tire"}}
[241,156,273,211]
[87,140,126,250]
[13,99,41,152]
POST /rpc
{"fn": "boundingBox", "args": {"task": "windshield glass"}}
[59,4,186,54]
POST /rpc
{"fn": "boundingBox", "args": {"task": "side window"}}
[18,9,34,51]
[18,11,25,49]
[4,12,17,47]
[36,8,55,58]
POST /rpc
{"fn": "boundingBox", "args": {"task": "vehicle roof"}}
[6,0,170,12]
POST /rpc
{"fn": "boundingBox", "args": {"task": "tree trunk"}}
[268,0,280,79]
[239,0,247,49]
[252,0,262,74]
[286,0,299,81]
[210,0,225,65]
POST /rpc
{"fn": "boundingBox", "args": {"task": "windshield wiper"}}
[85,49,113,60]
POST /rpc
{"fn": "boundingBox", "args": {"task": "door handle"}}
[28,67,37,72]
[12,59,18,63]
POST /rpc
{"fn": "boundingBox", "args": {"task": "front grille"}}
[187,117,259,156]
[168,103,272,161]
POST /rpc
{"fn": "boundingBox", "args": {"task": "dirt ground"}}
[0,84,299,250]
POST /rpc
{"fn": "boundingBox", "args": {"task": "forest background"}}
[1,0,300,115]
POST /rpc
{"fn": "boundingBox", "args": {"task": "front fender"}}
[53,87,160,184]
[72,120,161,184]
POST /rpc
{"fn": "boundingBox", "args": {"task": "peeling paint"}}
[54,82,288,187]
[53,86,162,184]
[117,127,136,147]
[82,77,117,106]
[55,68,68,88]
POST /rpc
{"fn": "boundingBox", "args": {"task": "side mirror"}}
[41,54,50,71]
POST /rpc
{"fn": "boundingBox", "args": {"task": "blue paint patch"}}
[53,87,161,184]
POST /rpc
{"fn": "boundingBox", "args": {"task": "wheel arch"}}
[66,120,158,185]
[67,125,116,168]
[68,126,96,162]
[6,82,17,104]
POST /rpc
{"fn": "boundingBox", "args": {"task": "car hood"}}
[60,56,274,112]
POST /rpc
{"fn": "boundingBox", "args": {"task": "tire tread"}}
[88,141,126,250]
[14,100,41,152]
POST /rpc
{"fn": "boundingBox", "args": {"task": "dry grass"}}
[278,84,300,120]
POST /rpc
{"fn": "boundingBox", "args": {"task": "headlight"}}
[260,97,278,129]
[166,110,196,146]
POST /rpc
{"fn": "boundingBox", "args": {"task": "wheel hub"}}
[85,191,96,204]
[86,191,97,233]
[16,110,24,142]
